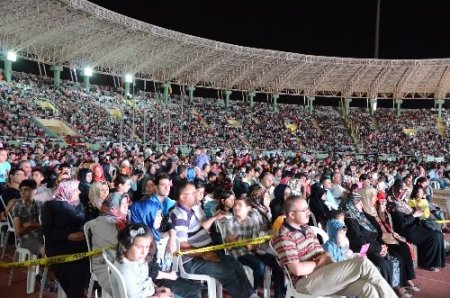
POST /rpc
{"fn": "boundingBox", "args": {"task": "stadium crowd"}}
[2,72,450,157]
[1,135,450,297]
[1,71,450,297]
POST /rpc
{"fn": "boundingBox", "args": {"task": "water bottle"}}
[162,251,173,272]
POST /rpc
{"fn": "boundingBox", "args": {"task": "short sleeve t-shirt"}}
[0,161,11,183]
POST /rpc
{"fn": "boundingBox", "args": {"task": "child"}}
[408,186,441,232]
[223,196,285,298]
[11,179,45,257]
[216,190,235,218]
[116,223,173,298]
[323,218,355,262]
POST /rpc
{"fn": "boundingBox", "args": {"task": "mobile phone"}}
[359,243,370,257]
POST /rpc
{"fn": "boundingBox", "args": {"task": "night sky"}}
[89,0,450,59]
[12,0,450,108]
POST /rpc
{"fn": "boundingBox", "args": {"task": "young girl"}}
[216,190,235,217]
[323,218,354,262]
[116,223,173,298]
[408,185,441,232]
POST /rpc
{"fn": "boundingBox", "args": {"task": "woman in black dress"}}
[387,179,445,272]
[342,194,411,297]
[41,179,89,297]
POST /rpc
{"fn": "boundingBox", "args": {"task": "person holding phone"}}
[342,194,412,298]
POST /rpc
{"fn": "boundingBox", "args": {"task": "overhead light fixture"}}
[125,74,133,83]
[6,50,17,62]
[84,66,93,77]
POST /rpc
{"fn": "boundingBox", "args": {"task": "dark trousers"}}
[183,256,255,298]
[238,253,286,298]
[52,259,90,298]
[156,277,202,298]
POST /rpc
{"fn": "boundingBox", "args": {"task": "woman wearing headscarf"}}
[308,183,329,228]
[376,198,419,292]
[248,185,272,234]
[78,168,92,207]
[270,184,292,225]
[41,179,89,298]
[91,163,107,183]
[86,181,110,220]
[87,191,130,295]
[342,194,411,298]
[387,179,445,272]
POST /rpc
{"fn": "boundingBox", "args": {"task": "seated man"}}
[271,195,397,298]
[170,181,257,298]
[11,179,45,256]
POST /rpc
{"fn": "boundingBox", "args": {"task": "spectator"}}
[41,179,89,297]
[271,195,397,297]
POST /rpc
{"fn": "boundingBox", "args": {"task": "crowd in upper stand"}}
[1,71,450,157]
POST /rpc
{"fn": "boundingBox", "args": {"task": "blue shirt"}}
[0,161,11,183]
[130,194,175,241]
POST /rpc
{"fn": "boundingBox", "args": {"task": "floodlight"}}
[125,74,133,83]
[372,98,377,112]
[6,50,17,62]
[84,66,93,77]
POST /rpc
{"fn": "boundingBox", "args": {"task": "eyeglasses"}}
[291,207,310,213]
[181,192,197,196]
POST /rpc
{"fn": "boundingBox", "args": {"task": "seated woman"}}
[387,179,445,272]
[248,185,272,235]
[116,223,173,298]
[342,194,411,297]
[41,179,90,298]
[78,168,92,207]
[376,198,419,292]
[88,191,129,295]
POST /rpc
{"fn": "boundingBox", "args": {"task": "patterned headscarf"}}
[341,194,377,233]
[387,180,413,215]
[100,192,128,231]
[88,181,109,210]
[52,179,80,206]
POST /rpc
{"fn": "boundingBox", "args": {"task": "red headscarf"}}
[92,164,106,182]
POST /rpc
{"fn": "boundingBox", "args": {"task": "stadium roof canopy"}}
[1,0,450,100]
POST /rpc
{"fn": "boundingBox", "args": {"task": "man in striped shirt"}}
[170,182,257,298]
[271,196,397,298]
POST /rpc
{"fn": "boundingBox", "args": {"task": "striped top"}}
[271,221,323,285]
[170,203,212,263]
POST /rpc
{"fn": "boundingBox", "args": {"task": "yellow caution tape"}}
[174,235,272,256]
[435,219,450,224]
[0,244,115,269]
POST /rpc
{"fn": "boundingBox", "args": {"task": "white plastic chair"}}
[0,196,15,259]
[84,219,112,298]
[0,220,8,248]
[309,226,329,244]
[430,180,440,189]
[103,250,128,298]
[172,238,223,298]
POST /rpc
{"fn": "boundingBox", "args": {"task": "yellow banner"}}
[0,245,114,269]
[174,235,272,256]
